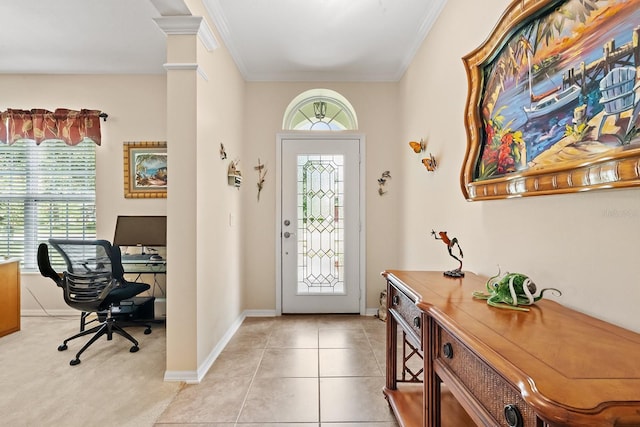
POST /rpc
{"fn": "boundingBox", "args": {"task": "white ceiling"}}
[0,0,446,82]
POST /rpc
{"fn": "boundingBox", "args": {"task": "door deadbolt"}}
[284,220,291,226]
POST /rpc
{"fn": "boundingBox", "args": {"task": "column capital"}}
[153,16,218,52]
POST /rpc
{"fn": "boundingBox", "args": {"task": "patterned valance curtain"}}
[0,108,103,146]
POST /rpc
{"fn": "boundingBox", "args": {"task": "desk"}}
[121,258,166,296]
[382,270,640,427]
[121,259,166,319]
[0,258,21,338]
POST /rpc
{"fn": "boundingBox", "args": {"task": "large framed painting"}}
[123,141,167,198]
[462,0,640,200]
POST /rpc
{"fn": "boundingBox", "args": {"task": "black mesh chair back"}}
[49,240,116,312]
[49,239,112,274]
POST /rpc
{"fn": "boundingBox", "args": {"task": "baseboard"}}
[163,370,200,383]
[244,309,277,317]
[365,307,379,316]
[164,310,249,383]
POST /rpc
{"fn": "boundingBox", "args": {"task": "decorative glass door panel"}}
[297,155,344,295]
[281,138,360,313]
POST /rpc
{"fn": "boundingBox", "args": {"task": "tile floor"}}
[155,315,399,427]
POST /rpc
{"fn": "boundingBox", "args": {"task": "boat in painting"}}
[522,46,582,120]
[523,84,581,119]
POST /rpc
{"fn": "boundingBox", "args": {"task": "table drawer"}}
[388,282,422,348]
[437,327,538,427]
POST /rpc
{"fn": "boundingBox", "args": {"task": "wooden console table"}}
[0,258,21,338]
[382,270,640,427]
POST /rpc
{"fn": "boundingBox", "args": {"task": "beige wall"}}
[242,82,401,312]
[193,3,246,368]
[399,0,640,333]
[0,74,167,314]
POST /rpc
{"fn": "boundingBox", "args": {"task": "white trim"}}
[275,137,284,315]
[275,133,366,315]
[197,67,209,81]
[164,311,247,383]
[162,63,208,81]
[163,370,200,383]
[153,16,219,52]
[203,0,249,78]
[359,135,367,315]
[395,0,448,81]
[365,307,380,317]
[163,63,198,70]
[150,0,191,16]
[195,20,219,52]
[244,309,277,317]
[163,309,277,383]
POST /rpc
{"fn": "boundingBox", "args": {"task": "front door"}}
[280,136,361,313]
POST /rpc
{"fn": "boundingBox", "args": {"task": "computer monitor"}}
[113,216,167,248]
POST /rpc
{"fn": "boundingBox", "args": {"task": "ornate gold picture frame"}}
[123,141,167,198]
[461,0,640,201]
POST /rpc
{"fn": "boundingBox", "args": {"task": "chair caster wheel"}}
[70,358,81,366]
[130,346,139,353]
[58,344,68,351]
[144,328,152,335]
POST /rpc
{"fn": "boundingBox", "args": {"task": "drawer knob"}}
[392,295,400,305]
[504,404,523,427]
[443,342,453,359]
[413,316,421,328]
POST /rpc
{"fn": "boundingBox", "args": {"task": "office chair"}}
[37,239,152,366]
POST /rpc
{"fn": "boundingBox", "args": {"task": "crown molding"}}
[202,0,249,79]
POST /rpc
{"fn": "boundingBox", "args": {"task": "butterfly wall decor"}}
[422,153,438,172]
[409,139,426,154]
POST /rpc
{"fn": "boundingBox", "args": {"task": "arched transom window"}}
[283,89,358,131]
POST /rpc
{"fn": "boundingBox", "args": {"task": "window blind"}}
[0,139,96,270]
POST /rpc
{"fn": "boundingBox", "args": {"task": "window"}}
[283,89,358,131]
[0,139,96,270]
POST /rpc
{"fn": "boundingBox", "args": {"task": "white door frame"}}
[275,132,366,315]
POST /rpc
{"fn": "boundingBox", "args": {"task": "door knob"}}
[283,232,295,238]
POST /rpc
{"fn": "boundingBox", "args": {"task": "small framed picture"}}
[123,141,167,198]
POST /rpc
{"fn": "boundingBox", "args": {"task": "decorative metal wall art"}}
[254,158,267,200]
[377,170,391,195]
[227,159,242,188]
